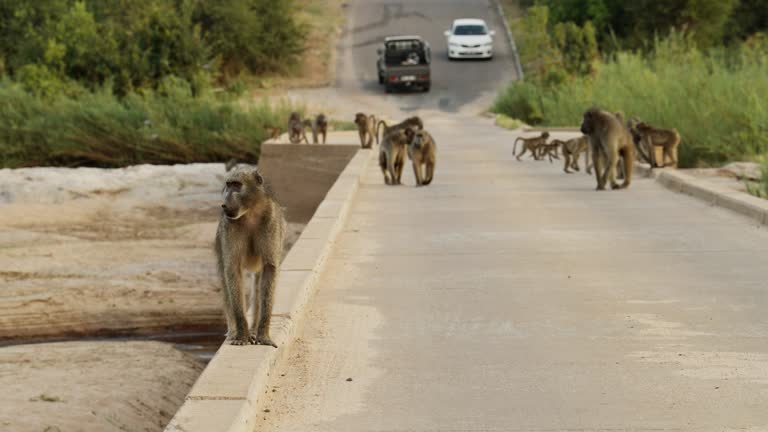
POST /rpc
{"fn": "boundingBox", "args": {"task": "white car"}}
[444,18,496,60]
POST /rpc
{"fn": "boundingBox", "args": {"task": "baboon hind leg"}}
[222,265,252,345]
[254,264,278,347]
[423,161,434,185]
[412,161,423,186]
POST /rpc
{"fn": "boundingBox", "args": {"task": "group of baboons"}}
[513,107,681,190]
[215,111,439,347]
[285,111,329,144]
[355,112,437,186]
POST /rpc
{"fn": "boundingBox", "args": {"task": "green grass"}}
[493,39,768,168]
[494,113,525,130]
[0,79,302,168]
[746,157,768,199]
[329,119,357,131]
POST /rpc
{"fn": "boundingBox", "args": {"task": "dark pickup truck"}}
[376,35,431,93]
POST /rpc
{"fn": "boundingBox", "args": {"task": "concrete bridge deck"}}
[256,116,768,431]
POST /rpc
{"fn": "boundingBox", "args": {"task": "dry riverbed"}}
[0,153,357,431]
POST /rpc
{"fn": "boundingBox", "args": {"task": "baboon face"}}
[580,108,599,135]
[542,131,550,139]
[404,127,416,144]
[221,167,266,220]
[406,116,424,130]
[289,112,300,122]
[316,114,327,125]
[354,113,367,126]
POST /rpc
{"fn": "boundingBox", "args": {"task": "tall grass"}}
[493,38,768,167]
[0,78,300,168]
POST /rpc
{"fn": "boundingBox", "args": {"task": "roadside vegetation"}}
[494,0,768,168]
[0,0,347,168]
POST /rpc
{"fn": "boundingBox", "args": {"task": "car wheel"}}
[378,74,384,84]
[422,84,430,92]
[385,84,392,94]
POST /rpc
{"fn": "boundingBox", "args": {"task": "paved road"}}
[256,1,768,430]
[258,119,768,431]
[336,0,518,113]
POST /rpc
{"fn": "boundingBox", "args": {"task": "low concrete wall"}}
[636,164,768,226]
[165,147,374,432]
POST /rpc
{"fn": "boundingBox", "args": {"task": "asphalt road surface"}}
[336,0,518,113]
[253,1,768,431]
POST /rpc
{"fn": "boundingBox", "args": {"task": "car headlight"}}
[449,43,460,48]
[484,42,493,47]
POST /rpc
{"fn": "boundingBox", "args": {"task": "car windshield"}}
[454,25,486,36]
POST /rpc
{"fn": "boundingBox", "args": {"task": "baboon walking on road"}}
[513,132,549,161]
[580,107,635,190]
[379,129,408,185]
[405,127,436,186]
[216,166,286,347]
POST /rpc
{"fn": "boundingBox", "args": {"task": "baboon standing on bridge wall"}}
[313,114,328,144]
[288,112,304,144]
[355,112,377,148]
[216,166,286,347]
[580,107,634,190]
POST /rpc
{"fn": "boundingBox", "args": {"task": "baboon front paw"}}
[230,337,251,346]
[255,336,277,348]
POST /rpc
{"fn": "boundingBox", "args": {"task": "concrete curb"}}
[164,148,375,432]
[491,0,524,81]
[636,163,768,226]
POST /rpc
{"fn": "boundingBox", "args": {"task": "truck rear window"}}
[384,41,428,66]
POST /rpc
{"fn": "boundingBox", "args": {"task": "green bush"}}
[0,79,300,168]
[0,0,306,94]
[493,35,768,167]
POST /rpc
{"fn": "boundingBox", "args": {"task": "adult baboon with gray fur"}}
[404,127,436,186]
[580,107,635,190]
[216,166,286,347]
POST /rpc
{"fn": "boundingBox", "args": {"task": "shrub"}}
[0,80,300,168]
[493,35,768,167]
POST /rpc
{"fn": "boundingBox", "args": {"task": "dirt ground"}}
[0,341,203,432]
[0,163,304,341]
[0,147,356,431]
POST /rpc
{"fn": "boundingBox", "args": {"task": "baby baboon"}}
[580,107,635,190]
[633,122,681,168]
[376,116,424,143]
[378,128,408,185]
[404,127,437,186]
[313,114,328,144]
[354,112,377,149]
[215,166,286,347]
[538,141,561,163]
[556,136,592,174]
[513,132,549,161]
[288,112,304,144]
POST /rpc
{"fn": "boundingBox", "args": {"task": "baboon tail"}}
[369,115,379,144]
[513,137,522,153]
[376,120,388,143]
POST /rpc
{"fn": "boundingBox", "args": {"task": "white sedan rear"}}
[444,18,495,60]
